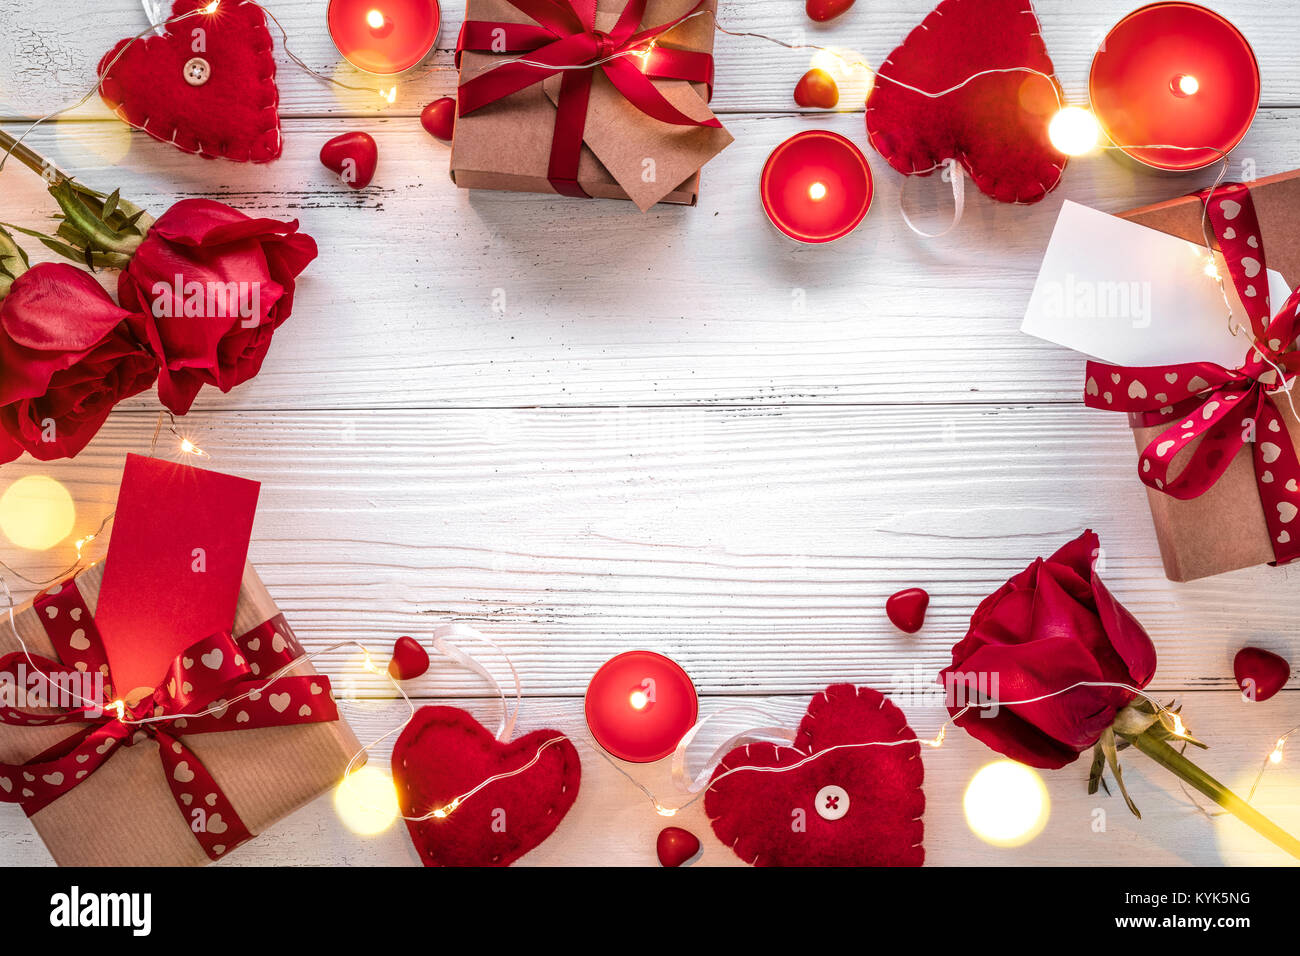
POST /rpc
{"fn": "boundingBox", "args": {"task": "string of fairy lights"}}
[0,2,1296,852]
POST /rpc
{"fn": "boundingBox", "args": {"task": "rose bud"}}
[117,199,318,415]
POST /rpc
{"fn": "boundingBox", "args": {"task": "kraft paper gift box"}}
[450,0,734,209]
[1118,170,1300,581]
[0,455,361,866]
[0,561,361,866]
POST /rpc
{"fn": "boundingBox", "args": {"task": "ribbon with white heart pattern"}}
[0,575,341,861]
[1084,182,1300,566]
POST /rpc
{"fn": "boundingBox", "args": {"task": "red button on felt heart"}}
[393,706,581,867]
[705,684,925,866]
[865,0,1066,204]
[97,0,282,163]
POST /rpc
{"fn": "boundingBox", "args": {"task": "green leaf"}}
[102,188,120,221]
[1101,727,1141,819]
[1087,742,1106,796]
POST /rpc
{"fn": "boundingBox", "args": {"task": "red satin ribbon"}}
[1084,183,1300,565]
[456,0,720,197]
[0,577,340,860]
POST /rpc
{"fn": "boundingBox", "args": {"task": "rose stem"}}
[0,128,68,183]
[1129,728,1300,860]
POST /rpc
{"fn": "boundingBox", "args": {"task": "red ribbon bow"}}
[0,577,339,860]
[456,0,721,197]
[1084,183,1300,565]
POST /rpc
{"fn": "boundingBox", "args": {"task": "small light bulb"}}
[1170,714,1188,738]
[808,181,828,201]
[1204,258,1221,279]
[1047,107,1101,157]
[202,0,219,13]
[366,9,386,29]
[629,690,649,710]
[1270,740,1286,765]
[380,86,398,104]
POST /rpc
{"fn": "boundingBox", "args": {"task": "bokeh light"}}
[0,475,76,551]
[964,759,1051,847]
[334,765,400,835]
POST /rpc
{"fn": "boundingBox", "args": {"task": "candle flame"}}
[808,181,828,202]
[629,690,650,710]
[1174,74,1200,97]
[366,9,386,29]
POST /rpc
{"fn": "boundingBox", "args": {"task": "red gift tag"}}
[94,455,260,700]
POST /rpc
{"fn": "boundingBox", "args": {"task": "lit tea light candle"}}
[327,0,441,76]
[1089,2,1259,171]
[760,130,873,243]
[585,651,698,763]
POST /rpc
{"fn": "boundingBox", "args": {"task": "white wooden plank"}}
[3,111,1298,409]
[1,691,1294,865]
[1,0,1297,119]
[1,406,1296,697]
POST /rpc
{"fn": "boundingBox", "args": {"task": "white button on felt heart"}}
[815,785,850,821]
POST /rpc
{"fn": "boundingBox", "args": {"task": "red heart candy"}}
[705,684,924,866]
[656,826,701,867]
[865,0,1066,203]
[794,69,839,109]
[421,97,457,143]
[97,0,281,163]
[320,132,378,190]
[388,636,430,681]
[393,706,581,866]
[1234,647,1290,702]
[886,587,930,634]
[806,0,855,22]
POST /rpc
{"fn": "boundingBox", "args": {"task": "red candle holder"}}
[327,0,441,76]
[760,130,873,243]
[1090,2,1259,172]
[585,651,698,763]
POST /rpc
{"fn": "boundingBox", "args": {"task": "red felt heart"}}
[97,0,282,163]
[1234,647,1290,703]
[705,684,924,866]
[865,0,1065,204]
[320,132,378,189]
[393,706,581,866]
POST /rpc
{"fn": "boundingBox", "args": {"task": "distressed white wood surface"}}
[0,0,1297,866]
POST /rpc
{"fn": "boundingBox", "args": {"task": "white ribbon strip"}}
[899,157,966,238]
[140,0,169,36]
[670,705,798,794]
[431,623,521,743]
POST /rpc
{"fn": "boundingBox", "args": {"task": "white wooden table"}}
[0,0,1297,866]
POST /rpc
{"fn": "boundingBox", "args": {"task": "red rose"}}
[117,198,318,415]
[938,530,1157,769]
[0,263,158,464]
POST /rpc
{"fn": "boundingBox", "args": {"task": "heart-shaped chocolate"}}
[865,0,1065,203]
[320,132,378,190]
[97,0,282,163]
[393,706,580,867]
[705,684,924,866]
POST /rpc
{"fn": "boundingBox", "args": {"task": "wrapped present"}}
[0,456,361,865]
[1085,171,1300,581]
[451,0,734,209]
